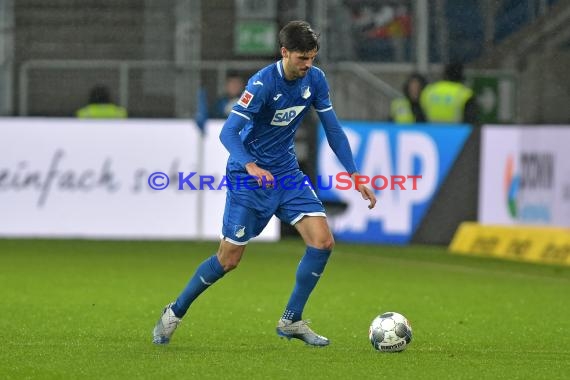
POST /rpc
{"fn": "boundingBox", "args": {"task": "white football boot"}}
[152,302,181,344]
[276,319,330,346]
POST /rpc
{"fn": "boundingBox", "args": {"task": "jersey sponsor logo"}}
[271,106,306,126]
[273,93,282,101]
[238,90,254,108]
[253,80,263,86]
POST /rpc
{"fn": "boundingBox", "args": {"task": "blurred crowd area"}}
[0,0,568,123]
[336,0,561,62]
[338,0,414,62]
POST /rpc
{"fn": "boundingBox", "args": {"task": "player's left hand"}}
[357,184,377,209]
[350,172,377,209]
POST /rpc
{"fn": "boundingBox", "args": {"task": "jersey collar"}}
[276,60,284,78]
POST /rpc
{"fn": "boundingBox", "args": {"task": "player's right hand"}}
[245,162,274,188]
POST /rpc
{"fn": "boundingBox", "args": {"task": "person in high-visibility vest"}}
[420,63,478,125]
[76,85,128,119]
[390,73,427,123]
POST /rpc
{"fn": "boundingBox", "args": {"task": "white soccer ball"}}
[369,312,413,352]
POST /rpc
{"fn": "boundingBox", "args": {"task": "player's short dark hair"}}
[279,20,320,52]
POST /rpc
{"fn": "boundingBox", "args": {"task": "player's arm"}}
[219,112,253,166]
[318,109,377,209]
[219,112,274,185]
[219,74,274,185]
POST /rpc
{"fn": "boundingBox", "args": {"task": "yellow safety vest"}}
[390,97,415,123]
[420,81,473,123]
[76,104,128,119]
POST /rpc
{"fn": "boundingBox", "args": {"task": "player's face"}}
[281,48,318,80]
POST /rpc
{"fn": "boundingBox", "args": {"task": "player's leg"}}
[285,215,334,320]
[153,186,273,344]
[275,172,333,346]
[152,240,246,345]
[171,239,246,318]
[276,216,334,346]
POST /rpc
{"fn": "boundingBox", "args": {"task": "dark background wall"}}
[412,127,481,245]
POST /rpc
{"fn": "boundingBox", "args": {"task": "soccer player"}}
[153,20,376,347]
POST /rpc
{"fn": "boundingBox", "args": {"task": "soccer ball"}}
[369,312,413,352]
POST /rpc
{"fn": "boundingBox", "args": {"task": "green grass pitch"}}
[1,238,569,379]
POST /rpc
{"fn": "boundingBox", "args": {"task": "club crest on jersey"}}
[271,106,306,126]
[238,90,254,108]
[301,86,311,99]
[234,225,246,238]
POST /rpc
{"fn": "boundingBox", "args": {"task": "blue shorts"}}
[221,169,326,245]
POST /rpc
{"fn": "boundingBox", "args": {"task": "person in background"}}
[420,63,478,125]
[210,72,245,119]
[76,85,127,119]
[390,73,427,123]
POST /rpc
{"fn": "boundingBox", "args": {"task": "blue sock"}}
[282,246,331,322]
[171,254,225,318]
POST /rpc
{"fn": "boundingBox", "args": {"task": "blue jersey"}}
[229,61,333,176]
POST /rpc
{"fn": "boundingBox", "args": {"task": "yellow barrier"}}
[449,222,570,266]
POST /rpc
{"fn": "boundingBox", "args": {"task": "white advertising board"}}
[479,125,570,227]
[0,118,279,240]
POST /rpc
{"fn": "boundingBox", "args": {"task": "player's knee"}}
[313,235,335,251]
[218,255,241,272]
[323,237,335,251]
[217,249,243,272]
[222,260,240,271]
